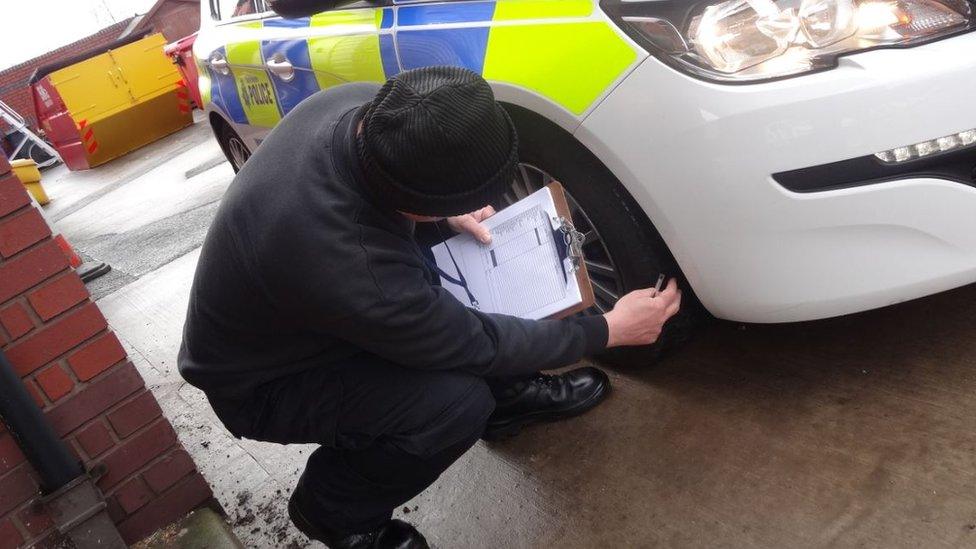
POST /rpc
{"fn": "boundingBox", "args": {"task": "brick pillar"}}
[0,154,212,547]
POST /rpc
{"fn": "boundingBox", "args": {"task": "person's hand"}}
[447,205,496,244]
[603,278,682,347]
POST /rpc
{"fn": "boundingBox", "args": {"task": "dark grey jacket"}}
[178,84,607,399]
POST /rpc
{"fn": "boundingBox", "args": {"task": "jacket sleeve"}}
[321,262,608,377]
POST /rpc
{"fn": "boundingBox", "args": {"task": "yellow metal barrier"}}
[11,159,49,204]
[43,33,192,169]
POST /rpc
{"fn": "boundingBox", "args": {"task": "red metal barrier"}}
[164,33,202,109]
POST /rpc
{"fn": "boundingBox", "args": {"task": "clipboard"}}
[545,181,596,319]
[429,181,596,320]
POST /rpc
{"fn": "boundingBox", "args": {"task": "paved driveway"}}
[45,116,976,548]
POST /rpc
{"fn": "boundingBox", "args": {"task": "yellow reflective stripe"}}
[484,22,637,115]
[492,0,592,20]
[226,41,281,127]
[225,39,264,65]
[307,36,387,89]
[308,9,386,90]
[310,8,379,26]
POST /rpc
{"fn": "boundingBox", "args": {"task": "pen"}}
[650,274,666,298]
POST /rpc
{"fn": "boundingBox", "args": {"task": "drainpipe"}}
[0,350,125,548]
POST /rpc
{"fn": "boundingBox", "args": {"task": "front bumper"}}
[579,31,976,323]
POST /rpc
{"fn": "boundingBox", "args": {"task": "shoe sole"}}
[482,379,611,441]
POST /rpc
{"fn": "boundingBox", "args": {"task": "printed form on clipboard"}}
[431,183,595,320]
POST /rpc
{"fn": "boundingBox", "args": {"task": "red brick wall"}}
[147,1,202,45]
[0,154,211,547]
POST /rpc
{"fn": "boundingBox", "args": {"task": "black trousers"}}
[209,353,496,534]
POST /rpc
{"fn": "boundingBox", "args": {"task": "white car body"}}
[196,0,976,323]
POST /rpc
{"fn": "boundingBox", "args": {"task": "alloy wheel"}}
[227,135,250,171]
[500,163,625,313]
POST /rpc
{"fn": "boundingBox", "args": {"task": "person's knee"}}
[426,376,493,458]
[390,374,494,458]
[452,377,494,434]
[432,375,494,441]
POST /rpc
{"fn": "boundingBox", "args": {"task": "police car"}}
[196,0,976,354]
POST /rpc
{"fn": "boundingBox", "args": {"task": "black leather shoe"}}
[288,493,429,549]
[483,366,610,440]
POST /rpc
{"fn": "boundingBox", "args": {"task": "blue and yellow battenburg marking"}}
[205,0,638,128]
[207,7,396,127]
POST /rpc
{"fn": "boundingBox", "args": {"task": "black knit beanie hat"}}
[357,66,519,217]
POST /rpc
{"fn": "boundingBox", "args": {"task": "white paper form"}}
[431,187,583,320]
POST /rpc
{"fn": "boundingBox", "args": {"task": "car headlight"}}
[603,0,974,81]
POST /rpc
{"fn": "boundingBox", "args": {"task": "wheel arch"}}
[500,101,692,289]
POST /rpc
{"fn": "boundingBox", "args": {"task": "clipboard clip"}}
[553,216,585,274]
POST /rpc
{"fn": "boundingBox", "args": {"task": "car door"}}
[202,0,282,148]
[259,2,399,118]
[225,25,282,130]
[394,0,496,74]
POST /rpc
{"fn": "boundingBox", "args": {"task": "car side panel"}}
[261,18,322,116]
[200,0,644,138]
[200,6,402,148]
[206,46,248,125]
[307,9,397,89]
[226,30,282,128]
[395,0,641,118]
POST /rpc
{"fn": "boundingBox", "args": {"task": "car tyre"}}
[503,104,705,367]
[216,119,251,173]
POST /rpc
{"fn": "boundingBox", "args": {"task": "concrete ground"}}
[133,508,242,549]
[43,116,976,548]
